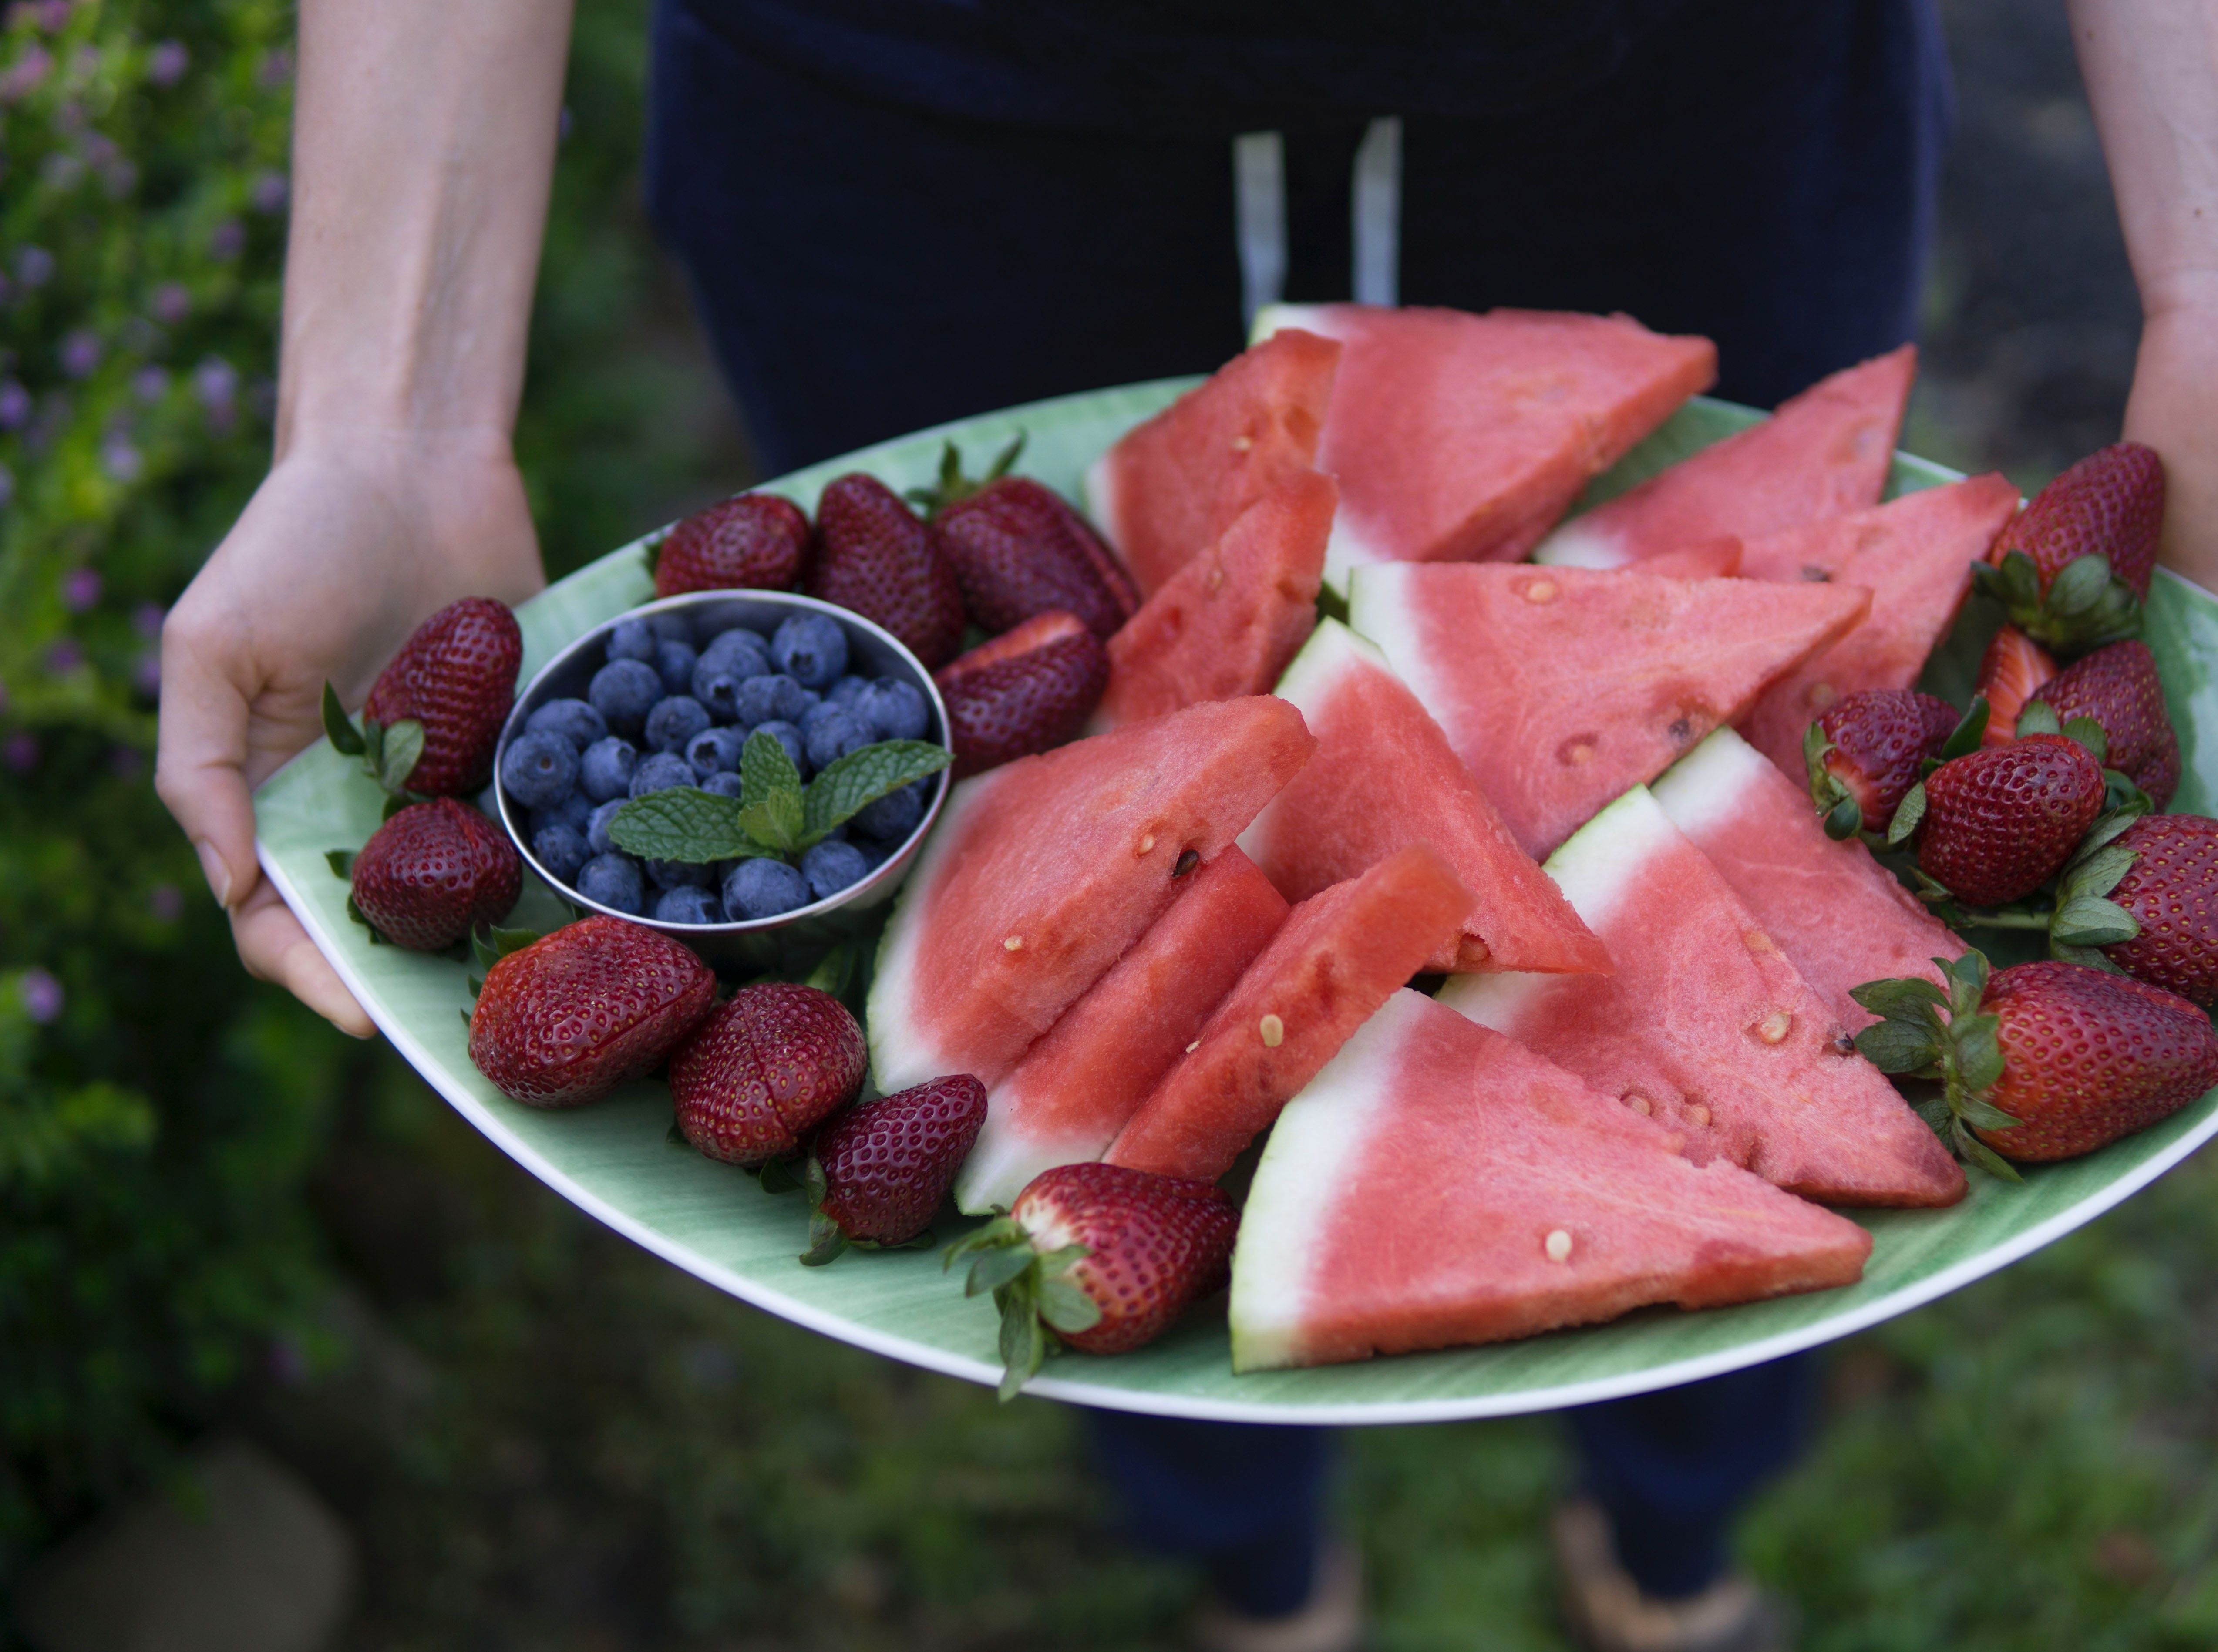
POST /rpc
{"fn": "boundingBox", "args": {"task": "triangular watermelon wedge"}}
[1237,618,1609,975]
[1439,786,1965,1208]
[1638,535,1742,579]
[1085,328,1340,596]
[1105,844,1470,1183]
[953,847,1289,1215]
[1652,729,1961,1031]
[1091,469,1334,731]
[1534,346,1917,569]
[1230,991,1873,1372]
[1350,562,1870,859]
[870,696,1316,1094]
[1254,303,1717,590]
[1736,474,2021,775]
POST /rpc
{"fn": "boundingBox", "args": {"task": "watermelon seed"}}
[1522,578,1558,605]
[1186,1040,1201,1053]
[1003,936,1023,952]
[1232,435,1253,452]
[1545,1229,1573,1262]
[1801,565,1831,582]
[1743,928,1777,956]
[1559,739,1595,767]
[1806,681,1839,711]
[1173,850,1200,877]
[1259,1014,1285,1048]
[1667,717,1694,745]
[1623,1092,1652,1116]
[1755,1010,1792,1044]
[1687,1104,1712,1127]
[1138,834,1156,855]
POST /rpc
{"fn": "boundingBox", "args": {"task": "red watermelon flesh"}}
[1091,468,1335,731]
[1237,617,1609,976]
[1257,303,1716,589]
[953,847,1289,1215]
[1652,728,1960,1032]
[1736,474,2021,775]
[1439,786,1966,1208]
[1229,991,1873,1371]
[1105,843,1471,1183]
[1349,562,1869,859]
[1638,535,1743,579]
[1084,328,1340,596]
[868,696,1316,1094]
[1534,345,1917,570]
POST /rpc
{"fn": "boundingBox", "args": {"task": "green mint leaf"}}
[737,793,804,856]
[2050,895,2139,948]
[1887,781,1928,848]
[801,740,952,844]
[741,728,804,812]
[1036,1275,1103,1336]
[2015,698,2062,739]
[1938,697,1990,764]
[377,719,426,793]
[325,849,356,880]
[608,787,756,862]
[2061,716,2109,763]
[322,683,367,757]
[2047,552,2114,618]
[1855,1019,1945,1074]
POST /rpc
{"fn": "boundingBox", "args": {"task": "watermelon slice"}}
[869,696,1316,1094]
[1084,328,1340,596]
[1105,844,1471,1183]
[953,847,1289,1215]
[1253,303,1716,589]
[1229,991,1873,1372]
[1638,535,1742,579]
[1736,474,2021,776]
[1349,562,1870,858]
[1236,617,1609,976]
[1533,346,1917,569]
[1091,469,1335,731]
[1438,786,1965,1208]
[1652,728,1961,1031]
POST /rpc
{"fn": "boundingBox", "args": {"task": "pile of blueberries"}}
[497,607,935,924]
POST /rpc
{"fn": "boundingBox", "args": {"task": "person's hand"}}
[2125,293,2218,592]
[155,431,545,1036]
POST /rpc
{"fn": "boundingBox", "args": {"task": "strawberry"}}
[2099,814,2218,1005]
[343,797,521,951]
[652,491,811,597]
[1974,625,2056,748]
[1854,951,2218,1175]
[944,1161,1238,1400]
[352,597,522,796]
[805,474,966,669]
[910,441,1139,641]
[2029,639,2180,809]
[934,611,1109,778]
[468,915,717,1107]
[800,1074,988,1264]
[1972,442,2163,653]
[1913,734,2106,906]
[667,982,867,1166]
[1804,688,1959,838]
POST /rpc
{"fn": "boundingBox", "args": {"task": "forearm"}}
[278,0,575,458]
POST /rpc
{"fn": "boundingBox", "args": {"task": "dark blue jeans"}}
[646,0,1943,1610]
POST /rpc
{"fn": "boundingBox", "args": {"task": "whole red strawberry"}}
[2030,638,2180,808]
[653,491,811,597]
[1974,625,2056,748]
[801,1074,987,1262]
[1805,688,1959,837]
[347,797,521,951]
[946,1161,1238,1399]
[935,611,1109,778]
[468,915,716,1107]
[2102,814,2218,1005]
[1976,443,2163,652]
[667,982,867,1165]
[360,597,522,795]
[1917,734,2106,906]
[806,474,966,669]
[936,478,1139,641]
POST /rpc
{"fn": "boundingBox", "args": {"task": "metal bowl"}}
[491,589,951,975]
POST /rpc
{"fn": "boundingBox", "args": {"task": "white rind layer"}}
[1342,565,1453,727]
[1531,518,1633,569]
[1228,989,1419,1373]
[1249,302,1337,347]
[1320,513,1384,596]
[1234,617,1380,867]
[952,1102,1100,1215]
[1649,728,1769,843]
[1082,449,1124,555]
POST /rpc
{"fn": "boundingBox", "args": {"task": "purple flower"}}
[101,158,138,199]
[100,436,141,481]
[194,355,237,410]
[37,1,72,33]
[61,567,99,611]
[57,329,99,378]
[0,44,52,104]
[38,151,81,190]
[257,46,293,87]
[45,640,81,676]
[250,170,288,213]
[146,40,188,87]
[131,601,164,639]
[132,365,167,402]
[148,883,184,922]
[150,281,189,324]
[131,649,161,697]
[109,744,143,781]
[5,732,38,773]
[0,382,25,429]
[209,218,245,261]
[18,968,63,1025]
[17,246,54,288]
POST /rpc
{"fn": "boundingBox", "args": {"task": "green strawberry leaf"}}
[1942,951,1991,1016]
[2061,716,2109,763]
[2046,552,2114,618]
[325,849,356,880]
[322,683,367,757]
[997,1283,1047,1402]
[1952,1013,2006,1092]
[2051,939,2127,972]
[1848,977,1948,1017]
[2015,698,2062,739]
[376,719,426,794]
[1887,781,1928,848]
[2070,810,2146,870]
[666,1121,691,1149]
[1855,1018,1945,1075]
[1036,1275,1103,1336]
[944,1215,1026,1269]
[1802,720,1833,794]
[2103,770,2154,816]
[1035,1242,1091,1275]
[800,1207,850,1267]
[757,1154,804,1194]
[608,786,759,863]
[1823,795,1863,841]
[345,894,390,945]
[799,740,952,846]
[470,924,539,972]
[2051,895,2139,948]
[1937,697,1990,764]
[1956,1089,2024,1134]
[1953,1121,2024,1183]
[804,943,857,1000]
[965,1243,1038,1298]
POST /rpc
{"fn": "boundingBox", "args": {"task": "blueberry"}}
[804,707,870,772]
[698,626,772,681]
[579,736,639,803]
[700,771,745,799]
[856,677,929,742]
[686,725,748,779]
[532,822,591,884]
[530,791,594,836]
[525,696,608,750]
[500,730,579,811]
[825,674,872,711]
[653,885,723,925]
[630,751,695,797]
[588,658,663,737]
[643,694,712,754]
[748,719,806,775]
[798,698,848,736]
[722,857,811,921]
[646,855,715,890]
[735,672,814,727]
[852,836,893,871]
[647,610,695,644]
[772,613,849,689]
[606,617,657,663]
[852,781,925,845]
[653,638,699,696]
[586,798,626,857]
[577,852,645,914]
[801,838,872,902]
[693,670,745,723]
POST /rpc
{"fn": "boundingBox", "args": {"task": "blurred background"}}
[2,1,2211,1648]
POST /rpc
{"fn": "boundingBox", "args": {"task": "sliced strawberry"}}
[1805,688,1959,837]
[802,1074,987,1262]
[2030,639,2180,808]
[806,474,966,668]
[653,492,810,596]
[1915,734,2105,907]
[357,597,522,796]
[667,982,868,1165]
[1974,625,2056,747]
[346,797,520,951]
[934,610,1109,778]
